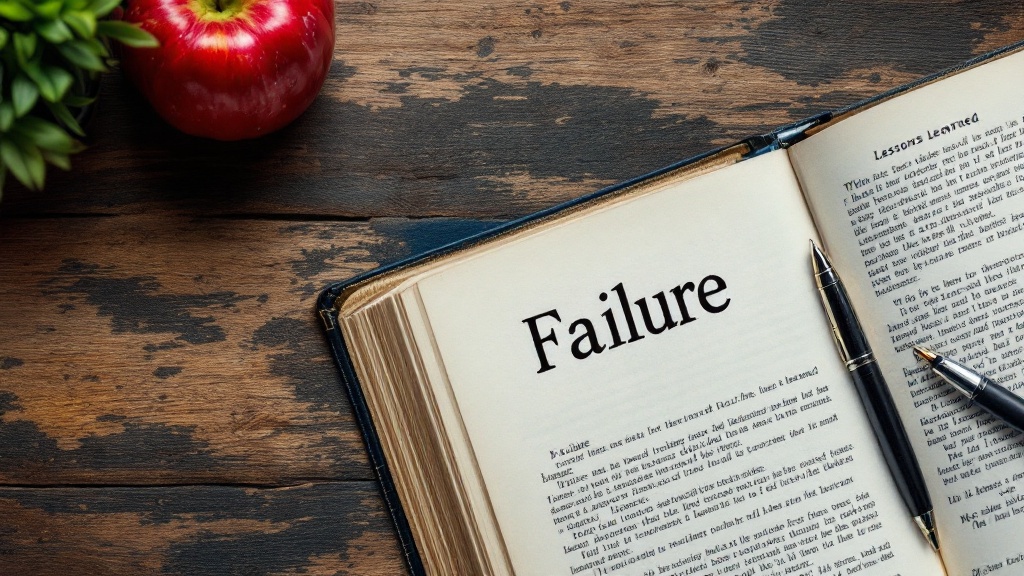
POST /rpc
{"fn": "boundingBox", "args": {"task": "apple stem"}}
[214,0,223,10]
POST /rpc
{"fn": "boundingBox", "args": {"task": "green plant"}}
[0,0,156,197]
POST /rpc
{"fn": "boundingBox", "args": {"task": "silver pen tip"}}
[914,511,940,551]
[809,240,830,276]
[913,345,938,363]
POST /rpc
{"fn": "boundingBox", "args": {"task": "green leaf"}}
[62,10,97,39]
[15,136,46,189]
[87,0,120,17]
[62,94,95,107]
[0,28,10,51]
[0,103,14,132]
[11,75,39,117]
[45,100,84,137]
[32,0,63,19]
[14,116,80,153]
[41,149,71,170]
[0,1,35,21]
[57,40,106,72]
[0,137,40,189]
[97,20,158,48]
[43,66,73,100]
[83,36,108,57]
[22,60,58,102]
[35,18,74,44]
[13,33,38,66]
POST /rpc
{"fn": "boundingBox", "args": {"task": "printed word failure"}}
[522,275,731,373]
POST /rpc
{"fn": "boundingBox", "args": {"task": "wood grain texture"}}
[0,214,498,485]
[0,482,405,575]
[3,1,1023,218]
[0,0,1023,573]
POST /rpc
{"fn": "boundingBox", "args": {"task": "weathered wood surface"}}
[5,0,1024,218]
[1,1,1023,573]
[0,482,406,575]
[0,215,498,485]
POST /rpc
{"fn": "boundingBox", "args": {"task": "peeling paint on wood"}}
[4,1,1020,217]
[0,483,404,576]
[1,1,1023,573]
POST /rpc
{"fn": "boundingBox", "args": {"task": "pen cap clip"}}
[820,287,872,368]
[812,250,872,367]
[826,323,851,366]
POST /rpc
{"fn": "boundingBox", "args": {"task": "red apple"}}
[120,0,334,140]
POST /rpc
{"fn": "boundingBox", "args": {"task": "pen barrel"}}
[850,361,932,516]
[816,275,872,366]
[975,381,1024,434]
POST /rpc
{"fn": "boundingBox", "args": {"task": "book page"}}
[791,48,1024,576]
[413,151,942,575]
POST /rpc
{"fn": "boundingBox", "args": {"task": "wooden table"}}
[2,2,1023,573]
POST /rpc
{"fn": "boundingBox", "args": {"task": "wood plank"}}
[0,215,499,485]
[0,482,406,576]
[3,1,1022,217]
[2,3,1024,573]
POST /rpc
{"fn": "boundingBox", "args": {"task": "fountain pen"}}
[913,345,1024,433]
[811,242,939,551]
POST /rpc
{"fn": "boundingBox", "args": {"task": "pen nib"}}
[809,241,830,276]
[913,345,938,363]
[915,511,940,552]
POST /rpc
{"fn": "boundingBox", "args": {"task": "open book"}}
[319,44,1024,576]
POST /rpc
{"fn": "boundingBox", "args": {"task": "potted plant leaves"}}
[0,0,156,197]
